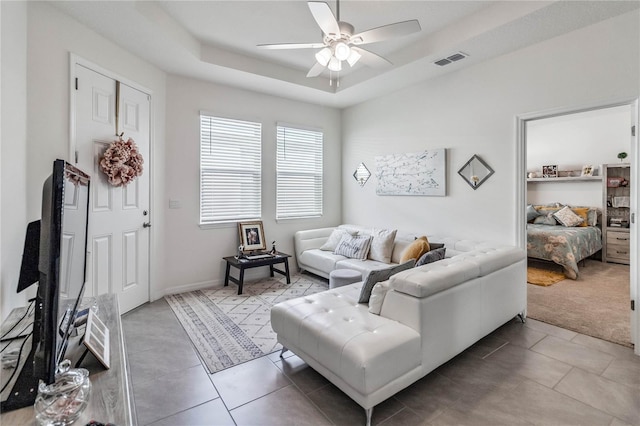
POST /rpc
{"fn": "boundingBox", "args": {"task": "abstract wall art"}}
[375,148,446,196]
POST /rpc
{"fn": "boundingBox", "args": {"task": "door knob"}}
[143,222,151,228]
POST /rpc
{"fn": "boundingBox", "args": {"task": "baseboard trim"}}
[159,279,224,298]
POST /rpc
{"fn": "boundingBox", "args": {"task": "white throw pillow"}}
[368,229,397,263]
[334,235,372,260]
[320,229,357,251]
[553,206,584,227]
[368,280,391,315]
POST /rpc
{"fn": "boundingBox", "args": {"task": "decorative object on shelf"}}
[270,241,277,255]
[236,245,245,259]
[528,172,537,179]
[458,154,494,190]
[353,162,371,187]
[375,148,446,196]
[581,165,594,177]
[238,221,266,252]
[34,360,91,426]
[99,135,144,187]
[617,152,627,162]
[542,165,558,178]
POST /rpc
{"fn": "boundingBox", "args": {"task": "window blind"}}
[200,115,262,224]
[276,125,323,219]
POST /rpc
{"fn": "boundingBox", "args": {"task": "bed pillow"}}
[570,207,589,227]
[368,228,397,263]
[320,228,357,251]
[358,259,415,303]
[415,247,446,267]
[553,206,584,227]
[400,236,430,263]
[526,205,541,223]
[533,214,557,225]
[334,235,372,260]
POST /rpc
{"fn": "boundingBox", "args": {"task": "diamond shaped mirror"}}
[458,155,494,190]
[353,162,371,187]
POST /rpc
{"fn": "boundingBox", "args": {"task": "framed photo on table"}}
[238,221,266,252]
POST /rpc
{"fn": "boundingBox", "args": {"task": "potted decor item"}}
[617,152,628,162]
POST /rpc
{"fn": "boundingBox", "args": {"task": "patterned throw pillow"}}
[368,229,397,263]
[553,206,584,227]
[415,248,446,267]
[320,229,356,251]
[334,235,372,260]
[358,259,415,303]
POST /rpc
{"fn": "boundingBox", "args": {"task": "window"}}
[200,114,262,224]
[276,124,323,219]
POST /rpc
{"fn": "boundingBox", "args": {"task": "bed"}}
[527,224,602,279]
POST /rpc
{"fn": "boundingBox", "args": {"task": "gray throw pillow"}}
[358,259,416,304]
[428,243,445,251]
[415,247,446,267]
[526,205,541,222]
[533,214,557,225]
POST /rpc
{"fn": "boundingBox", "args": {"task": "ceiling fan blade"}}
[306,62,326,78]
[308,2,340,38]
[351,20,421,45]
[351,47,392,68]
[257,42,326,50]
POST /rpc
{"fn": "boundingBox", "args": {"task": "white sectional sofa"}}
[272,225,526,425]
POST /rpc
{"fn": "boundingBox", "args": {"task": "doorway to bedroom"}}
[524,104,634,348]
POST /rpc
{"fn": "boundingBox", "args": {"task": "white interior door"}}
[73,63,150,314]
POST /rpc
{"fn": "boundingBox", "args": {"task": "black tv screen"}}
[1,160,90,412]
[36,160,91,382]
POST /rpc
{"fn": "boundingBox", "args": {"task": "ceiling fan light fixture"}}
[328,56,342,72]
[347,49,361,67]
[315,47,332,66]
[334,41,351,61]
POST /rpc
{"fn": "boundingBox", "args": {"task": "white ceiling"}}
[51,1,639,108]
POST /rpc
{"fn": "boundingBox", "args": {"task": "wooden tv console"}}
[0,294,135,425]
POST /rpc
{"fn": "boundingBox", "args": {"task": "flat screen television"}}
[1,160,90,412]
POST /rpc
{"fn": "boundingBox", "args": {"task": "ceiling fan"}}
[257,1,421,79]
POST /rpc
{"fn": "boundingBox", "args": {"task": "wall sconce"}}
[458,155,494,190]
[353,163,371,187]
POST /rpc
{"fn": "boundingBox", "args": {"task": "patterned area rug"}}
[527,266,565,286]
[165,273,328,374]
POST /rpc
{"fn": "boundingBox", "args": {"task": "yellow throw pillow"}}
[571,207,589,227]
[400,236,431,263]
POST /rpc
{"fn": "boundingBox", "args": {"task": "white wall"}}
[527,105,631,207]
[163,75,341,294]
[1,1,28,321]
[342,10,639,244]
[24,2,168,302]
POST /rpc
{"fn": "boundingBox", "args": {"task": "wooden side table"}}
[223,252,291,294]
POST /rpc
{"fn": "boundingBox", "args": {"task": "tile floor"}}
[122,298,640,426]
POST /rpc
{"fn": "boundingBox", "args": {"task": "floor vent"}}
[434,52,468,66]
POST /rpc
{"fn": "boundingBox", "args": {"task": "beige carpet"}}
[527,266,565,286]
[527,259,632,347]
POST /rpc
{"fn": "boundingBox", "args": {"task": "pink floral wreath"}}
[99,136,144,187]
